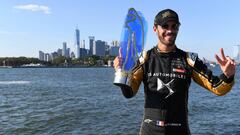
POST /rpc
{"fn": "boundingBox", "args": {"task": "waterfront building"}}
[109,40,119,56]
[44,53,51,62]
[89,36,95,56]
[39,51,45,61]
[111,40,119,46]
[51,52,58,60]
[66,48,70,58]
[57,49,62,56]
[76,28,80,46]
[78,40,88,57]
[93,40,105,56]
[76,46,80,59]
[108,60,113,67]
[80,48,88,57]
[71,52,75,58]
[62,42,67,57]
[105,44,110,56]
[109,45,119,56]
[81,40,85,49]
[75,28,80,58]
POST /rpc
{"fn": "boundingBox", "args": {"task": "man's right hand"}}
[113,48,123,70]
[113,56,122,70]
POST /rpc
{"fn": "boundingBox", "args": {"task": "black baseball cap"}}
[154,9,180,26]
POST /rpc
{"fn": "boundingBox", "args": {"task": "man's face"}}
[154,21,180,47]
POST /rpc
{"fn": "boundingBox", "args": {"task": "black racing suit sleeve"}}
[120,85,134,98]
[188,54,235,96]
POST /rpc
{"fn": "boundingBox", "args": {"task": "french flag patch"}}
[156,120,165,127]
[173,68,185,73]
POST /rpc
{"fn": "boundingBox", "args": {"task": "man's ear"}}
[153,25,157,32]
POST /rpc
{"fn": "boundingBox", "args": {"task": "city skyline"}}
[1,1,240,61]
[39,27,120,62]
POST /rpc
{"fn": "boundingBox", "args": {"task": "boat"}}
[0,66,12,68]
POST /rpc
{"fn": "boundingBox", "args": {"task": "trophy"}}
[113,8,147,88]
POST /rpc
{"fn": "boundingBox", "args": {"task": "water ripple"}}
[0,81,30,85]
[0,68,239,134]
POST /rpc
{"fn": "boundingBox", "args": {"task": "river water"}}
[0,67,239,135]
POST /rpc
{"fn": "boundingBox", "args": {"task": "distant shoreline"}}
[0,65,113,68]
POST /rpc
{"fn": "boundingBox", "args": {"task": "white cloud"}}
[13,4,51,14]
[0,30,26,35]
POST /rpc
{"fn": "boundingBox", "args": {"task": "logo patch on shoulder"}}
[187,52,198,67]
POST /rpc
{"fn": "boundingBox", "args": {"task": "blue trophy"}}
[113,8,147,87]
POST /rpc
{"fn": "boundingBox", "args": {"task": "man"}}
[114,9,236,135]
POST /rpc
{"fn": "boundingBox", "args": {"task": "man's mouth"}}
[165,34,175,40]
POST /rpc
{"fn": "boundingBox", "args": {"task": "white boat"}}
[209,63,216,67]
[0,66,12,68]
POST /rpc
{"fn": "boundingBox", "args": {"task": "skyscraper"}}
[75,28,80,58]
[110,40,119,56]
[81,40,85,49]
[57,48,62,56]
[77,47,80,59]
[94,40,105,56]
[62,42,67,57]
[111,40,119,46]
[39,51,44,61]
[110,45,119,56]
[89,36,95,56]
[76,28,80,46]
[66,48,70,58]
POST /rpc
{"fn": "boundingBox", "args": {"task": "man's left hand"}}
[215,48,236,78]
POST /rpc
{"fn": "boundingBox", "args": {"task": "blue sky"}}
[0,0,240,61]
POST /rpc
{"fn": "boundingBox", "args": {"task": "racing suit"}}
[120,47,235,135]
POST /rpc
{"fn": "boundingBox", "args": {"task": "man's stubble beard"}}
[158,35,176,47]
[157,29,177,47]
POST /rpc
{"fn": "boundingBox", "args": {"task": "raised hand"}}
[113,48,123,70]
[215,48,236,78]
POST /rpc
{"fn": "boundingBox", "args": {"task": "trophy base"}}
[113,70,131,88]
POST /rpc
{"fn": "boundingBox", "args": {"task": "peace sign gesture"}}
[215,48,236,78]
